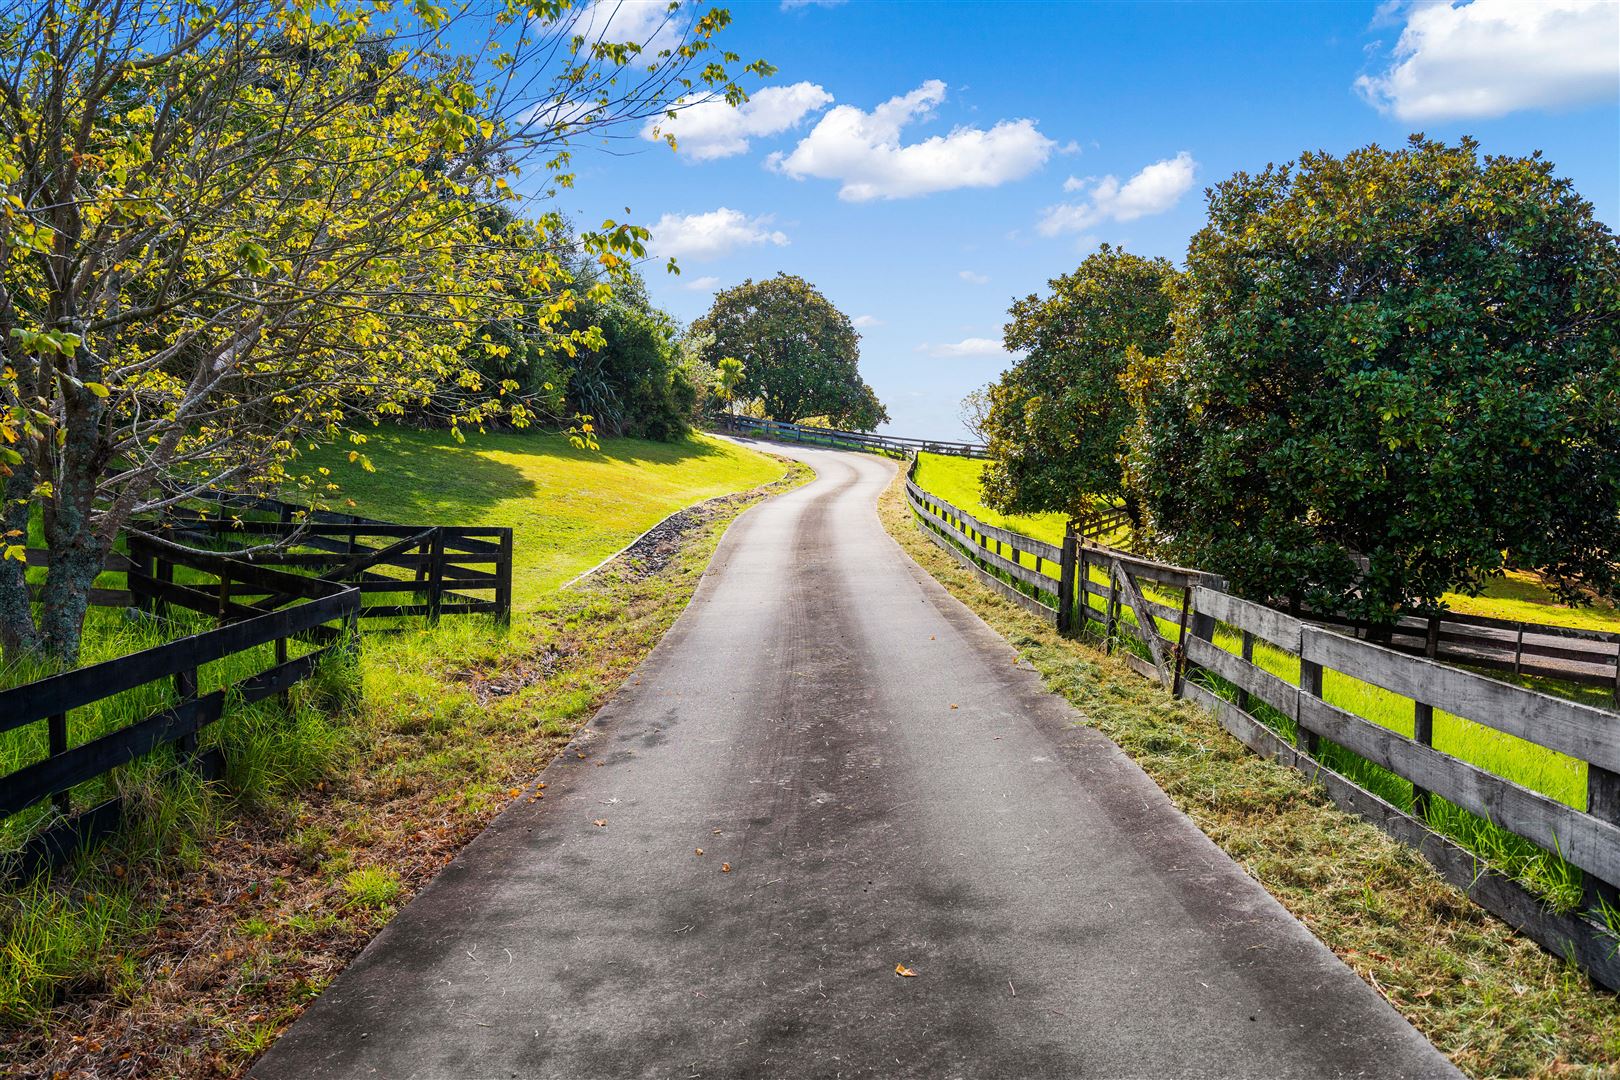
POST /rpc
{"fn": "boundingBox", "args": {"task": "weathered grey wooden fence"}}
[906,458,1620,991]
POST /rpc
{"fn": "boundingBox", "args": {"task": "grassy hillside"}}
[914,452,1620,633]
[299,426,785,607]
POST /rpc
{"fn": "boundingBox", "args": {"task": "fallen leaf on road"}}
[929,635,935,640]
[593,819,607,827]
[895,964,918,977]
[695,848,704,856]
[949,704,958,710]
[576,752,586,759]
[721,863,732,873]
[508,788,521,798]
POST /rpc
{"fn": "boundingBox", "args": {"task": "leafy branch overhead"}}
[0,0,769,660]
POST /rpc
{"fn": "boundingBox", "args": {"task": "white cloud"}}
[643,82,833,161]
[917,337,1013,359]
[769,79,1054,201]
[562,0,687,61]
[681,275,720,291]
[958,270,990,285]
[1039,152,1197,237]
[1357,0,1620,120]
[649,208,788,262]
[852,314,882,328]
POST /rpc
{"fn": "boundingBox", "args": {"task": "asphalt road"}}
[254,444,1457,1080]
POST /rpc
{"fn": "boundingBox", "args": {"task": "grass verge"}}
[1,440,805,1077]
[881,466,1620,1078]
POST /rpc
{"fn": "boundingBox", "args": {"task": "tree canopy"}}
[981,245,1176,523]
[1124,136,1620,621]
[690,273,888,430]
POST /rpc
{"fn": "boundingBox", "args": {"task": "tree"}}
[714,356,745,415]
[959,384,992,443]
[690,273,888,429]
[980,246,1175,523]
[1125,137,1620,622]
[0,0,768,660]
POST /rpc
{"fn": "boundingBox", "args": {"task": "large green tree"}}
[1125,137,1620,622]
[981,245,1176,523]
[690,273,888,429]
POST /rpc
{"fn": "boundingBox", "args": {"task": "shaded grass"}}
[881,467,1620,1078]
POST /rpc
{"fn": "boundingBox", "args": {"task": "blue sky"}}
[550,0,1620,441]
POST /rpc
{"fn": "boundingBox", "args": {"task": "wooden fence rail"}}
[719,414,988,458]
[1,542,359,877]
[906,460,1620,991]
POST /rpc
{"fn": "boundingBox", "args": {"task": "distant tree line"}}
[978,137,1620,623]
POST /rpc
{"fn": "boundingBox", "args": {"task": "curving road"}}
[254,444,1456,1080]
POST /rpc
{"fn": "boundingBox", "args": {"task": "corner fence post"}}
[495,529,514,623]
[1057,527,1077,634]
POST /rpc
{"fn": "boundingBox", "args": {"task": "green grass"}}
[296,425,785,607]
[883,469,1620,1077]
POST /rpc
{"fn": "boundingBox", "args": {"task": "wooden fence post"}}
[47,713,68,815]
[1056,528,1077,634]
[1588,766,1620,915]
[174,666,199,763]
[427,528,445,623]
[1104,561,1121,655]
[1171,585,1198,696]
[1297,655,1322,756]
[1411,613,1441,819]
[1077,541,1090,637]
[1237,631,1255,711]
[494,529,514,623]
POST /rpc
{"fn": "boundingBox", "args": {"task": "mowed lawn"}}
[300,426,785,608]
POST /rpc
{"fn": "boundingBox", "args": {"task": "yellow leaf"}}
[895,964,917,977]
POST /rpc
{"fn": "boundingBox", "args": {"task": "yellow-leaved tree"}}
[0,0,771,660]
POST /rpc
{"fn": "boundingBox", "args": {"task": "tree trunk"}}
[37,390,114,663]
[0,459,39,660]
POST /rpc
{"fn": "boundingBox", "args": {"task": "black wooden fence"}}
[146,491,513,622]
[1,543,358,876]
[906,458,1620,991]
[717,414,988,458]
[4,496,513,874]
